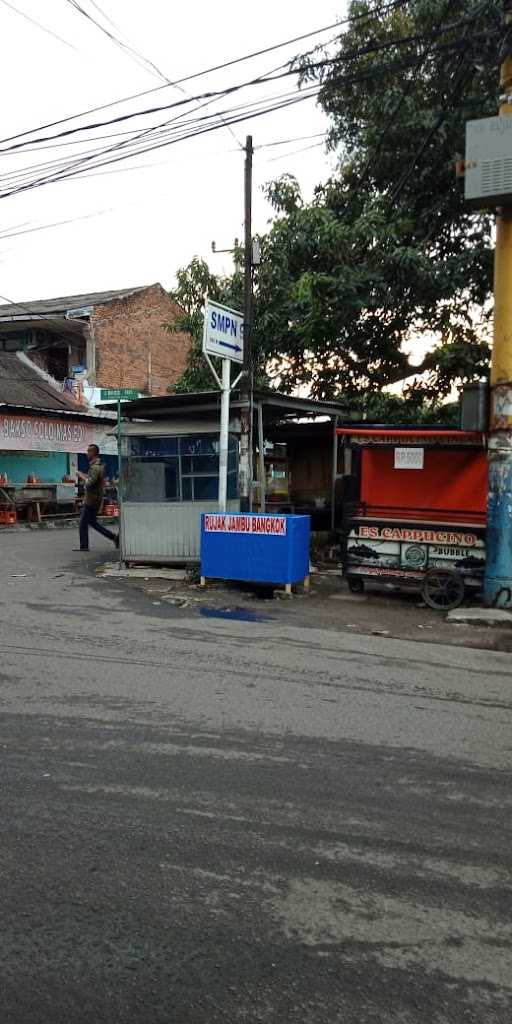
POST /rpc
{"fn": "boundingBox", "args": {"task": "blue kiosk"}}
[200,511,310,593]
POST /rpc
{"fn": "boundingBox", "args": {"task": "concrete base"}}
[447,607,512,627]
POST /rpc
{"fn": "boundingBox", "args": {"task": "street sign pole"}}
[202,296,245,513]
[218,358,231,513]
[117,395,123,567]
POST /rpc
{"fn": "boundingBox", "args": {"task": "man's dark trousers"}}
[79,505,118,550]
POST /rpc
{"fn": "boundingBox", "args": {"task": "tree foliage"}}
[253,0,497,399]
[336,389,460,425]
[170,0,499,406]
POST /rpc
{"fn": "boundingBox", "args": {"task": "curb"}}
[447,607,512,627]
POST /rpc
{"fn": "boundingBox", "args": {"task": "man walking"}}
[76,444,119,551]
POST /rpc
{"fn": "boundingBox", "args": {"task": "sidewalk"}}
[8,519,506,652]
[95,561,512,654]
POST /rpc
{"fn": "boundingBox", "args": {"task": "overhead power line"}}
[0,24,488,158]
[0,84,313,190]
[0,134,331,247]
[0,207,114,240]
[256,131,327,149]
[0,0,78,50]
[0,86,323,200]
[0,6,494,206]
[0,71,310,154]
[86,0,118,30]
[0,126,155,156]
[68,0,245,149]
[266,140,327,162]
[0,28,494,203]
[0,0,409,148]
[0,130,330,201]
[62,0,173,83]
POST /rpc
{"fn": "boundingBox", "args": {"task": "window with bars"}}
[124,433,238,503]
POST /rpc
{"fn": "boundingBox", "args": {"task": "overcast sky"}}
[0,0,345,304]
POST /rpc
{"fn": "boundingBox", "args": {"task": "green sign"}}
[100,388,139,401]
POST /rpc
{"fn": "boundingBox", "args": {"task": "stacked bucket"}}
[0,476,16,526]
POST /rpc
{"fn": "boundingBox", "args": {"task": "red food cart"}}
[337,427,487,610]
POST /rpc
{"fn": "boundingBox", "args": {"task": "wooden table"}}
[0,483,77,521]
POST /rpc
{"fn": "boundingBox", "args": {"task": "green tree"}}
[251,0,496,399]
[335,388,460,425]
[169,1,497,404]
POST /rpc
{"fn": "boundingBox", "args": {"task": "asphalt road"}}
[1,529,512,1023]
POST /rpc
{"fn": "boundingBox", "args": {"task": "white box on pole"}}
[465,115,512,208]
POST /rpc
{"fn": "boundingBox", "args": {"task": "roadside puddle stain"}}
[200,607,271,623]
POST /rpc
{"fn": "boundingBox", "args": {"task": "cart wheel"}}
[422,569,465,611]
[348,577,365,594]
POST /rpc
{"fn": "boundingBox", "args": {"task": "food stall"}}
[119,420,241,563]
[0,479,76,522]
[200,512,310,592]
[337,427,487,609]
[0,349,117,523]
[0,413,115,522]
[117,391,343,564]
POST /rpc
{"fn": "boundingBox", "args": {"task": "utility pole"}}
[484,2,512,607]
[239,134,253,513]
[243,135,253,373]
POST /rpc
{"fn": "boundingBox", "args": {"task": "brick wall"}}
[90,283,191,395]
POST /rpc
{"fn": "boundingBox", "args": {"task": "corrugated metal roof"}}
[0,351,91,413]
[115,390,344,420]
[0,284,153,320]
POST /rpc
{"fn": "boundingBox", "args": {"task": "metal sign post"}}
[218,358,231,513]
[100,387,131,567]
[117,395,123,567]
[203,297,244,513]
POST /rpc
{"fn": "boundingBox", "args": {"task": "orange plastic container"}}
[0,508,17,525]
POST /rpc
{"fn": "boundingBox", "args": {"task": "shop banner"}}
[347,525,486,575]
[356,524,482,547]
[351,433,481,447]
[0,413,94,453]
[204,513,287,536]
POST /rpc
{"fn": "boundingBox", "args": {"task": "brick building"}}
[0,283,191,398]
[0,349,115,488]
